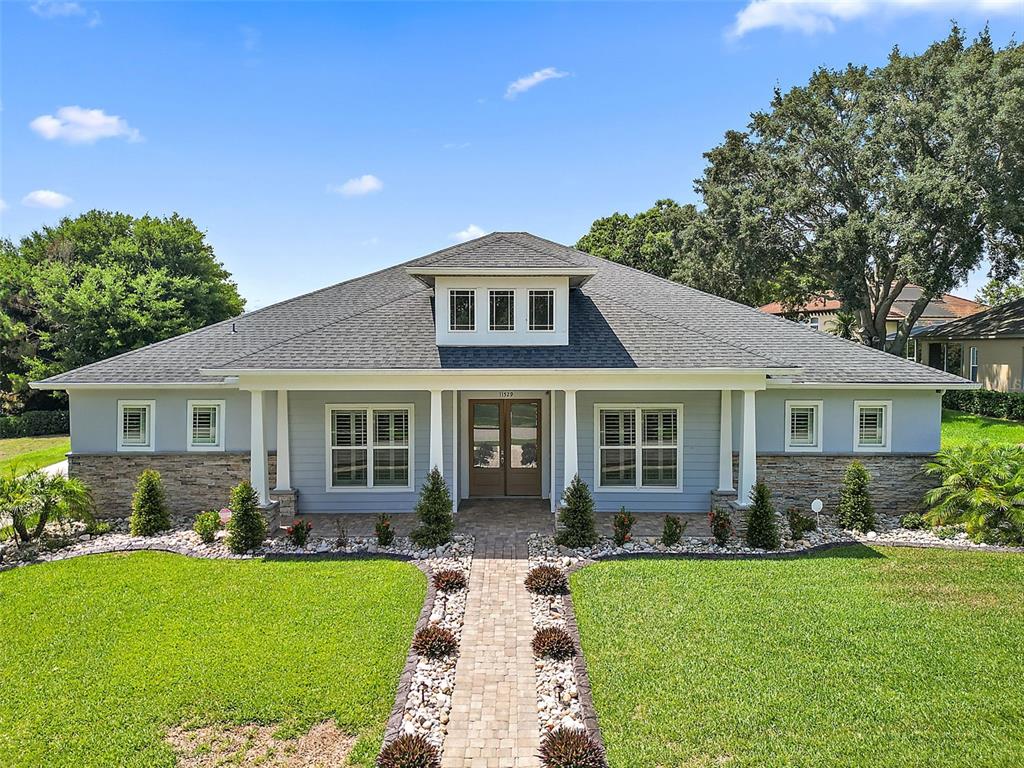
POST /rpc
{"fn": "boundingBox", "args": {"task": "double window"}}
[117,400,155,451]
[596,405,681,490]
[449,290,475,331]
[187,400,224,451]
[529,290,554,331]
[785,400,822,452]
[489,290,515,331]
[854,401,891,452]
[327,405,413,490]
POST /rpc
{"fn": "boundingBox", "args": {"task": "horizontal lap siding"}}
[289,390,429,514]
[576,390,719,513]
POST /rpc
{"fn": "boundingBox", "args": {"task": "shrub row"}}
[0,410,69,438]
[943,389,1024,421]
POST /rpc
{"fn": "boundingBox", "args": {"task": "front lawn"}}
[0,435,70,475]
[941,408,1024,448]
[0,552,425,767]
[572,546,1024,768]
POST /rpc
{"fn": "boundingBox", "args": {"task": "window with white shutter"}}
[187,400,225,451]
[117,400,155,451]
[854,401,891,452]
[785,401,822,452]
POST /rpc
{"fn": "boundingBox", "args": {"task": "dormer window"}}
[450,290,475,331]
[529,290,555,331]
[489,290,515,331]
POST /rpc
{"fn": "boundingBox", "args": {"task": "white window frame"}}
[324,403,415,492]
[784,400,823,453]
[593,403,683,492]
[488,289,515,332]
[186,399,225,452]
[969,346,978,382]
[853,400,892,453]
[528,289,555,332]
[117,399,155,452]
[449,289,476,332]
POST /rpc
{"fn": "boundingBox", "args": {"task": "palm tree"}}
[830,311,857,340]
[4,472,94,544]
[0,472,32,543]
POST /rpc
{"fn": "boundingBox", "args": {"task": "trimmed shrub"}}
[943,389,1024,421]
[661,514,687,546]
[0,410,69,438]
[85,519,112,536]
[286,518,313,547]
[432,568,467,593]
[410,467,454,549]
[899,511,927,530]
[226,480,267,554]
[555,475,597,548]
[376,733,440,768]
[837,461,876,533]
[525,565,568,595]
[532,626,576,660]
[786,508,817,540]
[412,625,458,659]
[375,513,396,546]
[193,510,221,543]
[130,470,170,536]
[538,728,605,768]
[707,507,733,546]
[745,482,780,550]
[611,507,635,547]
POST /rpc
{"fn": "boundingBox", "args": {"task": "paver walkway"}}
[442,501,554,768]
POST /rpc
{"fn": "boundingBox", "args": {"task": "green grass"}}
[572,546,1024,768]
[0,552,426,767]
[941,409,1024,449]
[0,435,70,475]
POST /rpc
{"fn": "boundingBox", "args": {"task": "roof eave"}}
[406,266,598,288]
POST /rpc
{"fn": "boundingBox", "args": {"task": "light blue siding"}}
[737,388,942,454]
[575,390,719,514]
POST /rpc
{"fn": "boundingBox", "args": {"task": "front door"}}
[468,399,542,497]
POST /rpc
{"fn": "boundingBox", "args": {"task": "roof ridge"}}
[501,232,587,267]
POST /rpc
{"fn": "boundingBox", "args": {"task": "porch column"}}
[249,389,270,506]
[737,389,757,506]
[274,389,290,491]
[430,388,444,475]
[450,390,458,515]
[549,389,557,512]
[563,388,578,496]
[718,389,734,492]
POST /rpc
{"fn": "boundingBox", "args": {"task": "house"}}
[916,298,1024,391]
[32,232,972,522]
[759,286,985,337]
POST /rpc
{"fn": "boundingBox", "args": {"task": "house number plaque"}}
[498,391,515,398]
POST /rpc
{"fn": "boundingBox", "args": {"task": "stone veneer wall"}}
[746,453,935,519]
[69,452,278,518]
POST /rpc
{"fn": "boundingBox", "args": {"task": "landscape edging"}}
[384,561,437,743]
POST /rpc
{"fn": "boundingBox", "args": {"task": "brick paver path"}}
[442,501,553,768]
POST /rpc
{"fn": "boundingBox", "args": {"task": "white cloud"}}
[23,190,72,209]
[443,141,471,150]
[328,174,384,197]
[728,0,1022,39]
[504,67,570,99]
[30,1,83,18]
[30,106,140,144]
[451,225,487,243]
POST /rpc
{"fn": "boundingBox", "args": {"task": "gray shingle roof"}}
[35,232,969,387]
[917,297,1024,340]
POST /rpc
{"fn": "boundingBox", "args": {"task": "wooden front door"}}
[468,399,542,497]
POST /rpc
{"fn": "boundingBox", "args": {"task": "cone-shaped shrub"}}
[555,475,597,548]
[538,728,605,768]
[662,514,686,546]
[532,626,576,660]
[130,469,170,536]
[226,480,267,554]
[375,513,395,546]
[410,467,454,548]
[376,733,440,768]
[745,482,780,549]
[837,460,876,532]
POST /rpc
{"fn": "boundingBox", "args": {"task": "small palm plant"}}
[923,441,1024,544]
[2,471,94,544]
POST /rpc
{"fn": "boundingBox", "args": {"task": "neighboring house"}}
[916,298,1024,391]
[759,286,985,339]
[32,232,972,522]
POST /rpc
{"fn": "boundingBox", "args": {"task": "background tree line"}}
[577,27,1023,355]
[0,210,244,415]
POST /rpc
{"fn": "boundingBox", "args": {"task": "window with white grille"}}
[854,401,891,452]
[489,290,515,331]
[328,405,412,489]
[117,400,154,451]
[785,401,822,452]
[188,400,224,451]
[597,405,681,489]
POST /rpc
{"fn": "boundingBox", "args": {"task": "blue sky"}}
[2,1,1021,309]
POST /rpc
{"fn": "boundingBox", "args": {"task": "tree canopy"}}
[578,27,1023,353]
[0,210,244,413]
[976,276,1024,307]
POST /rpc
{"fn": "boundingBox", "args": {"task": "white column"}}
[274,389,290,491]
[249,389,269,506]
[563,388,578,497]
[549,389,557,512]
[738,389,757,506]
[450,390,458,515]
[718,389,734,492]
[429,389,444,475]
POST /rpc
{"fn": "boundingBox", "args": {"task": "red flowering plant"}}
[286,517,313,547]
[707,507,733,547]
[611,507,636,547]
